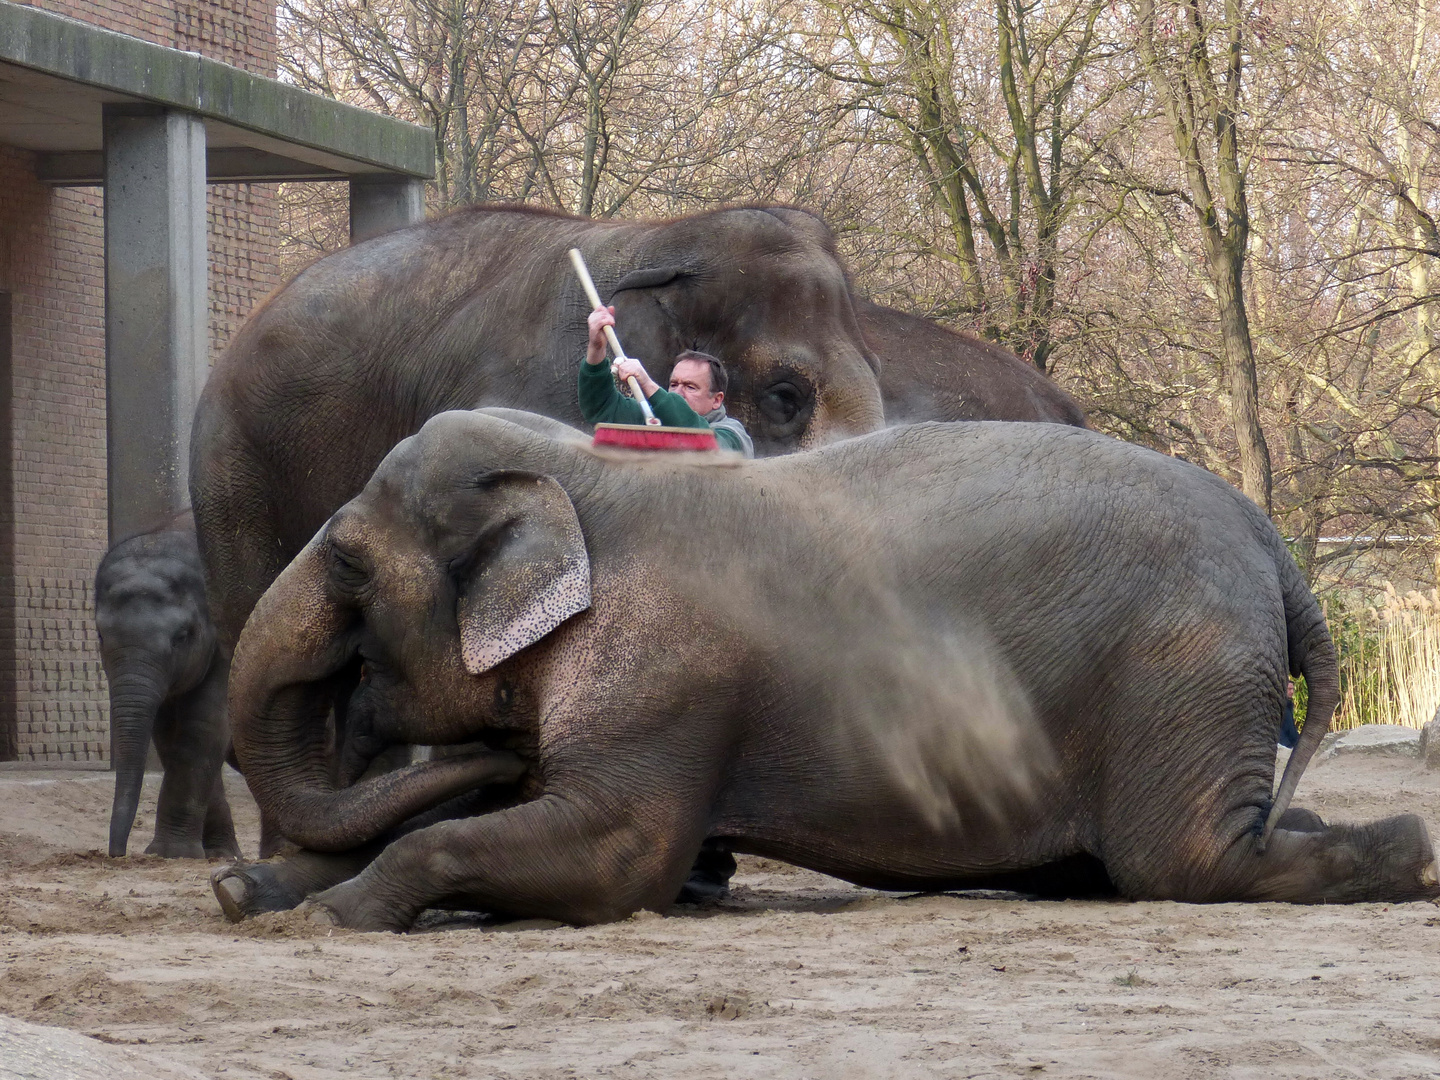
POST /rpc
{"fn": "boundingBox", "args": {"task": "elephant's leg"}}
[256,814,292,860]
[1115,809,1439,903]
[211,846,382,922]
[1221,814,1440,903]
[1095,668,1439,903]
[202,771,240,859]
[305,791,703,931]
[191,427,291,655]
[150,672,237,859]
[145,707,210,858]
[210,783,527,922]
[198,658,241,858]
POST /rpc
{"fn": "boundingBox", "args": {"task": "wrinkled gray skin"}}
[190,204,885,659]
[212,412,1439,930]
[858,300,1087,427]
[95,511,237,859]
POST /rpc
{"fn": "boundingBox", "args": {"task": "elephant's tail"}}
[1259,552,1340,851]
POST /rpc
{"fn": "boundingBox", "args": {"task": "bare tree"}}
[1131,0,1277,511]
[796,0,1129,373]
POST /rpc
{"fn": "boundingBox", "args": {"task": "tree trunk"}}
[1206,240,1273,512]
[1135,0,1273,513]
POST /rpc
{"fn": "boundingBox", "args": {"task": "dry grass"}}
[1333,585,1440,731]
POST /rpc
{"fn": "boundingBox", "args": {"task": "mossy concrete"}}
[0,0,433,177]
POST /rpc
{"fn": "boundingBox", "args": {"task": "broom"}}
[568,248,718,452]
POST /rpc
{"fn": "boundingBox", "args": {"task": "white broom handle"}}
[568,248,660,425]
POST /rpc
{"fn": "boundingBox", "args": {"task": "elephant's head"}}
[601,207,884,454]
[95,521,218,856]
[229,412,591,852]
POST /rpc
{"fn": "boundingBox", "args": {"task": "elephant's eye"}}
[759,377,813,430]
[171,626,193,646]
[763,383,801,423]
[328,543,370,595]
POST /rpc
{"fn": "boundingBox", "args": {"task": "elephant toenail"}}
[211,868,249,923]
[1423,861,1438,886]
[298,900,341,928]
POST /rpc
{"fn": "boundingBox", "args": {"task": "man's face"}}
[668,359,723,415]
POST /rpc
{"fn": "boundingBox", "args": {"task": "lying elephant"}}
[857,300,1087,427]
[190,204,885,654]
[212,411,1438,929]
[95,511,237,858]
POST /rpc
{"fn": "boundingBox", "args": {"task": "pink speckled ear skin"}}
[456,476,592,675]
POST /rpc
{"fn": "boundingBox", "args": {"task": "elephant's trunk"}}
[231,538,525,853]
[107,665,166,857]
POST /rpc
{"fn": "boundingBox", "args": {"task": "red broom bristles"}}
[592,423,719,452]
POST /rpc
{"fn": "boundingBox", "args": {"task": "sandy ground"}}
[2,753,1440,1080]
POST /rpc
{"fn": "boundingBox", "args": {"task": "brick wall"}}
[0,0,281,761]
[0,151,110,762]
[24,0,277,76]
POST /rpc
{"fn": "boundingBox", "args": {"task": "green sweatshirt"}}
[577,361,748,452]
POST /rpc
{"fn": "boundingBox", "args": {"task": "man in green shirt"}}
[579,306,749,900]
[580,307,755,457]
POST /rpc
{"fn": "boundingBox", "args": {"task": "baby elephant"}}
[96,511,238,858]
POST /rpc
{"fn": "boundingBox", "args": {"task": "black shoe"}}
[675,876,731,904]
[675,841,737,904]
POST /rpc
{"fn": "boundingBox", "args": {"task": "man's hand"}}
[586,306,617,366]
[613,357,660,398]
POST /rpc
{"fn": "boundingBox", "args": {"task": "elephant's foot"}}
[295,899,343,929]
[210,847,383,923]
[202,821,241,860]
[304,879,417,933]
[145,838,207,859]
[1263,813,1440,903]
[203,835,242,860]
[211,862,303,923]
[1142,812,1440,904]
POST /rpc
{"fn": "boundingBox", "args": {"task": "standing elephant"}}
[211,411,1438,930]
[190,204,885,654]
[95,512,237,858]
[858,300,1087,426]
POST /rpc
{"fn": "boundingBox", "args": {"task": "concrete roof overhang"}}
[0,0,435,185]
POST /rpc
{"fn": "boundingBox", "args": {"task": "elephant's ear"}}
[455,474,591,675]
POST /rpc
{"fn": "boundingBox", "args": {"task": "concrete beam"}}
[103,105,207,541]
[0,0,434,178]
[36,148,351,185]
[350,175,426,244]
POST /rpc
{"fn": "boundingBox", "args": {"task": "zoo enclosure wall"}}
[0,0,280,762]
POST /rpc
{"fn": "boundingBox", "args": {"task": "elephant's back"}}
[783,420,1288,666]
[858,303,1086,427]
[810,421,1249,532]
[193,210,621,554]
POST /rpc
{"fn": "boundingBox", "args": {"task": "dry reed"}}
[1331,586,1440,731]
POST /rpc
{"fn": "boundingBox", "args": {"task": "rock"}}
[1314,724,1421,764]
[1420,716,1440,770]
[0,1013,211,1080]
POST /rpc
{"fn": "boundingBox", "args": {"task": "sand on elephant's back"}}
[0,750,1438,1079]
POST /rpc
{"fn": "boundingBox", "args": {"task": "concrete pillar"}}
[102,105,208,541]
[349,175,425,245]
[0,292,14,760]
